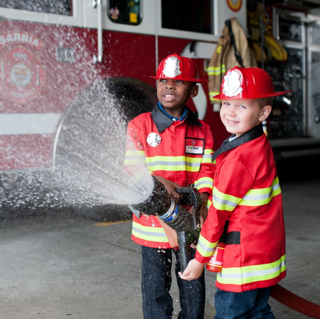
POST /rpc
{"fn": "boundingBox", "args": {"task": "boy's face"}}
[156,79,198,112]
[220,98,271,137]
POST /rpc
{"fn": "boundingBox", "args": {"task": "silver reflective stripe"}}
[125,155,145,161]
[146,160,182,166]
[132,225,167,238]
[243,192,272,201]
[187,162,201,167]
[146,161,200,167]
[213,193,238,208]
[197,240,214,253]
[243,183,280,201]
[218,259,286,280]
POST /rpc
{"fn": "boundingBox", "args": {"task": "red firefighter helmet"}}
[212,66,291,100]
[150,53,208,83]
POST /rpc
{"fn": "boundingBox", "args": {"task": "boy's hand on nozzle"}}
[179,258,205,281]
[154,176,181,200]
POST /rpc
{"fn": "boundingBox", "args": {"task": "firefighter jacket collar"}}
[151,104,202,133]
[212,123,264,162]
[157,102,187,121]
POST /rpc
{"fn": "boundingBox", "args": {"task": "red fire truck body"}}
[0,0,248,175]
[1,0,320,189]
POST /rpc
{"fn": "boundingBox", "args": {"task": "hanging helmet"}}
[212,66,291,100]
[150,53,208,83]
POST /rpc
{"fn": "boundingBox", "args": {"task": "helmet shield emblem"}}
[162,56,182,78]
[223,70,243,97]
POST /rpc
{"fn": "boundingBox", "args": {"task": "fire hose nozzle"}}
[129,176,202,271]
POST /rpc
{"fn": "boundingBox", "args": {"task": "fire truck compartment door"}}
[83,0,155,36]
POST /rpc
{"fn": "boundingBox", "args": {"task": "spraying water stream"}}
[0,9,158,219]
[0,80,156,218]
[53,80,155,207]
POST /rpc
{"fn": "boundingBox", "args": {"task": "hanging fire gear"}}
[247,2,288,63]
[207,17,256,104]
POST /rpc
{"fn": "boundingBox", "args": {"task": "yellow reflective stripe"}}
[209,91,222,101]
[195,177,213,190]
[212,187,242,211]
[207,199,212,209]
[213,177,281,211]
[124,150,146,165]
[206,66,223,76]
[217,255,286,285]
[132,221,169,243]
[197,233,218,257]
[239,177,281,206]
[202,149,213,164]
[206,64,226,75]
[125,150,145,156]
[146,156,201,172]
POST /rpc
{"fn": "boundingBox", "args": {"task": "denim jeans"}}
[214,287,275,319]
[141,245,205,319]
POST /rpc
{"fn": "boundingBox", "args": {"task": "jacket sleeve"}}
[195,157,253,263]
[194,123,215,195]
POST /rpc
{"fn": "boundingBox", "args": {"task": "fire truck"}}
[0,0,319,216]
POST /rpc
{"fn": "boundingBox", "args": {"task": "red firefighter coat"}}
[125,104,214,248]
[195,124,286,292]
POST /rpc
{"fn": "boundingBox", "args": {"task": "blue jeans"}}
[214,287,275,319]
[141,246,205,319]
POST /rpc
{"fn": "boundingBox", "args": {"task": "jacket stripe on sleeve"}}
[217,255,286,286]
[197,233,218,258]
[132,221,169,243]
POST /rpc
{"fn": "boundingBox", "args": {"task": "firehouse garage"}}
[0,0,320,318]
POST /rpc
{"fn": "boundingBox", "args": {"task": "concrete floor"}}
[0,173,320,318]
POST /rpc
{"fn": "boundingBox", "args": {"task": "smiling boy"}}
[180,67,290,319]
[125,53,214,319]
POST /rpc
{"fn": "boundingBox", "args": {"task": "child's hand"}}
[178,259,205,281]
[154,176,181,200]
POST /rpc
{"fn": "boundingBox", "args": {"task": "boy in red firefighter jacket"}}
[180,67,289,319]
[125,53,214,319]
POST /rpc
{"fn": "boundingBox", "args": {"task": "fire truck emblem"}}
[223,70,243,97]
[0,44,46,105]
[163,56,182,78]
[147,132,161,147]
[227,0,242,12]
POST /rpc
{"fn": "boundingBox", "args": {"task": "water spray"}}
[130,176,202,272]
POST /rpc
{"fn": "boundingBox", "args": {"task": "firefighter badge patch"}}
[223,70,243,97]
[162,56,182,78]
[147,132,161,147]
